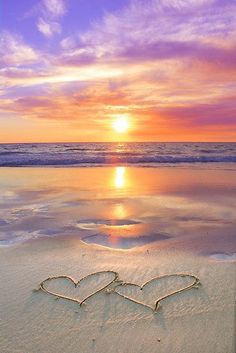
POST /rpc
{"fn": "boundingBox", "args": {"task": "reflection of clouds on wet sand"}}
[0,191,17,201]
[77,218,171,249]
[0,230,42,246]
[0,167,235,255]
[0,219,9,226]
[81,231,170,249]
[209,253,236,262]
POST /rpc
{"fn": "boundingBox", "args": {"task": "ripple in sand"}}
[209,252,236,261]
[0,239,13,246]
[81,232,170,249]
[76,219,141,230]
[0,219,8,226]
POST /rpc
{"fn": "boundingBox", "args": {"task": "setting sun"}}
[112,116,129,133]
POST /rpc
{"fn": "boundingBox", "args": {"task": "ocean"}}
[0,142,236,166]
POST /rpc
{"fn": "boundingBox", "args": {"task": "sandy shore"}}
[0,166,235,353]
[0,237,235,353]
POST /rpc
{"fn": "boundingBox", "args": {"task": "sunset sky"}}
[1,0,236,142]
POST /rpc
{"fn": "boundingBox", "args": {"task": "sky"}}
[0,0,236,142]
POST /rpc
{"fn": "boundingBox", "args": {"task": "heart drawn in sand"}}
[114,274,200,312]
[39,271,119,306]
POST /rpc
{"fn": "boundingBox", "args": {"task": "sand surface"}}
[0,167,235,353]
[0,238,235,353]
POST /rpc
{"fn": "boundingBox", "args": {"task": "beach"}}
[2,0,236,350]
[0,166,235,353]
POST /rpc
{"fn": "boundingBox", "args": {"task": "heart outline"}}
[114,273,200,312]
[39,270,119,306]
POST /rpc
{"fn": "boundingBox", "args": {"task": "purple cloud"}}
[0,31,38,66]
[1,0,236,141]
[157,98,236,127]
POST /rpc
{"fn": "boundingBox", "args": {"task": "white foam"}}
[209,253,236,262]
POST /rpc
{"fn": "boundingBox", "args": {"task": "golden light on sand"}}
[113,203,127,219]
[115,166,126,188]
[112,115,129,133]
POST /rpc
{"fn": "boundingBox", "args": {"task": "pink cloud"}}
[0,31,38,66]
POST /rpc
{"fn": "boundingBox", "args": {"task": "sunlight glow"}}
[112,116,129,133]
[113,203,127,219]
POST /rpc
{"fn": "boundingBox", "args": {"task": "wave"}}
[1,155,236,166]
[0,151,27,156]
[0,142,236,167]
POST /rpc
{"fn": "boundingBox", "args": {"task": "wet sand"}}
[0,166,235,353]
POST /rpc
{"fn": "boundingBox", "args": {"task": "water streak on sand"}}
[81,232,170,249]
[76,219,141,230]
[209,253,236,261]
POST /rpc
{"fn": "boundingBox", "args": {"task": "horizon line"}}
[0,141,236,144]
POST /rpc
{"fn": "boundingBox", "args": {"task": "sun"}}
[112,115,129,133]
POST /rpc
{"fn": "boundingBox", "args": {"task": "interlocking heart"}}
[39,271,200,312]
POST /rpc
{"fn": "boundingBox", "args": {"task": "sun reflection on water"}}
[113,203,127,219]
[115,166,126,188]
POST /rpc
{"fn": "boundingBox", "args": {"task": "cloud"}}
[1,0,236,141]
[1,71,236,141]
[0,67,49,80]
[36,0,66,37]
[60,37,76,50]
[0,83,130,121]
[59,47,98,66]
[0,31,38,66]
[155,99,236,128]
[1,78,235,125]
[42,0,66,17]
[78,0,236,64]
[37,17,61,37]
[116,40,236,69]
